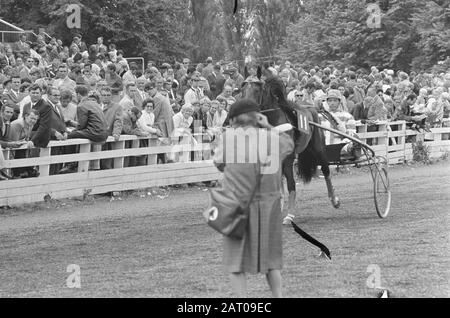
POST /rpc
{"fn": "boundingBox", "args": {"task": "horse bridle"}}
[243,80,280,116]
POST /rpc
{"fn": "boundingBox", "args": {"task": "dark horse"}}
[240,65,340,221]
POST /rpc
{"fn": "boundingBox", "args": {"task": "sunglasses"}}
[295,95,303,98]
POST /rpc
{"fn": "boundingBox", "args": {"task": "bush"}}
[412,140,431,164]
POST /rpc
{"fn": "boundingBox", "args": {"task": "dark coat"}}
[207,72,226,100]
[212,128,294,274]
[46,100,68,139]
[23,99,53,148]
[68,98,108,142]
[102,102,123,136]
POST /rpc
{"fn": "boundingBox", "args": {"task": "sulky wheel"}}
[374,165,391,219]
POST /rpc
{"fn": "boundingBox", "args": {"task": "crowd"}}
[1,31,450,180]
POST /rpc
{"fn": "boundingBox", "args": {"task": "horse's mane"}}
[265,76,298,127]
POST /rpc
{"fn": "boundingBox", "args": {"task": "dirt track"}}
[0,161,449,298]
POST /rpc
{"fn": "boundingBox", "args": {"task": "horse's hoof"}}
[283,214,295,225]
[331,196,341,209]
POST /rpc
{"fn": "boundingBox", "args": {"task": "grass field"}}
[0,161,449,298]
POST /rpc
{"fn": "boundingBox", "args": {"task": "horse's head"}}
[240,77,265,106]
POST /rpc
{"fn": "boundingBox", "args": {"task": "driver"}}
[323,90,361,158]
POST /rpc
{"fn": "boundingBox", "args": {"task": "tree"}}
[0,0,193,63]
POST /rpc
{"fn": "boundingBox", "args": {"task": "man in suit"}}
[14,34,30,55]
[46,87,69,174]
[100,86,123,170]
[68,85,108,143]
[22,84,53,149]
[2,75,22,121]
[207,64,226,100]
[147,81,174,138]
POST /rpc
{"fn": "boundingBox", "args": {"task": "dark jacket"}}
[73,98,109,142]
[24,98,53,148]
[46,100,68,139]
[207,72,226,100]
[102,102,123,136]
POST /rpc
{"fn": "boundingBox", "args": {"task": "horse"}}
[240,68,340,222]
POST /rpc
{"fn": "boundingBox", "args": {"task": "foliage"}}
[276,0,449,72]
[412,139,431,164]
[0,0,448,70]
[0,0,193,63]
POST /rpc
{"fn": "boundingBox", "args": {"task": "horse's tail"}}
[297,108,327,184]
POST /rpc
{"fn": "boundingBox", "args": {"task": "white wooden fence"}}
[1,120,450,206]
[0,134,220,206]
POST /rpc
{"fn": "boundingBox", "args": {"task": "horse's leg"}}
[282,152,297,225]
[319,156,340,209]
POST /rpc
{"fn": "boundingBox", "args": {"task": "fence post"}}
[39,147,51,177]
[113,140,125,168]
[78,143,91,173]
[378,122,388,157]
[90,143,102,170]
[147,137,158,165]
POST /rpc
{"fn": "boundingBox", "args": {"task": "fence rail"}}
[1,121,450,207]
[1,133,219,206]
[0,30,36,44]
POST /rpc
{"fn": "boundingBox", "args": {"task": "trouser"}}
[124,140,147,167]
[11,148,38,177]
[0,145,6,169]
[100,143,114,170]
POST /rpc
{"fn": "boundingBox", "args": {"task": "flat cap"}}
[228,99,260,119]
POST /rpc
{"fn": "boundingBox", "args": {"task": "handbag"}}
[204,162,262,240]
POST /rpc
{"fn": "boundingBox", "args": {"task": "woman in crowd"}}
[138,98,163,137]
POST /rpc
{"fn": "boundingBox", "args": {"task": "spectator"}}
[68,85,108,142]
[99,86,123,170]
[201,57,213,78]
[179,66,196,97]
[367,95,388,122]
[207,64,226,100]
[46,87,68,142]
[425,88,445,128]
[122,107,147,136]
[2,75,22,121]
[94,37,106,54]
[146,81,174,138]
[137,99,162,136]
[59,90,78,127]
[53,64,76,94]
[105,64,123,94]
[169,103,195,163]
[136,77,149,101]
[14,34,31,56]
[216,85,236,108]
[21,84,53,148]
[1,102,26,148]
[394,93,428,131]
[213,99,228,128]
[184,71,204,105]
[120,82,140,112]
[123,62,138,84]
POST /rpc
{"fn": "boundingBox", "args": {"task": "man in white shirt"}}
[53,65,76,95]
[122,62,138,85]
[184,72,204,105]
[119,82,139,112]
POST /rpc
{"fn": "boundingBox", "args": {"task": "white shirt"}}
[184,87,204,105]
[137,111,158,134]
[172,112,193,137]
[213,110,228,128]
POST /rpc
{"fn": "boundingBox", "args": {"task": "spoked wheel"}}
[374,165,391,218]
